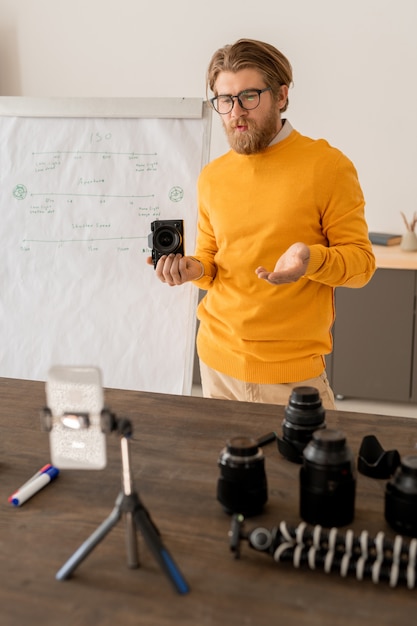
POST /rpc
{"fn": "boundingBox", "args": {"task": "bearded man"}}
[148,38,375,409]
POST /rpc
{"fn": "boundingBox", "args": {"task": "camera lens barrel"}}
[385,455,417,536]
[300,429,356,527]
[217,436,268,517]
[277,386,326,463]
[154,226,181,253]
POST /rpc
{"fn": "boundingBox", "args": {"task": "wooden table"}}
[1,377,417,626]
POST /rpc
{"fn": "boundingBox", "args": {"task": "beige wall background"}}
[1,0,416,233]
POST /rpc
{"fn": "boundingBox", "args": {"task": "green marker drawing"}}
[13,184,27,200]
[169,186,184,202]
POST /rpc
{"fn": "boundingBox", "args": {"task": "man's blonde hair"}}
[206,38,293,112]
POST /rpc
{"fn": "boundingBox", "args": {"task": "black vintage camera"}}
[148,219,184,268]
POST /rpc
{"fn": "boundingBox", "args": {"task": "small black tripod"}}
[55,412,189,595]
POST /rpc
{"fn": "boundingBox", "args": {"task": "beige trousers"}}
[199,361,336,410]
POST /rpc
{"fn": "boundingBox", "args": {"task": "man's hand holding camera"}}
[146,254,203,286]
[148,219,204,285]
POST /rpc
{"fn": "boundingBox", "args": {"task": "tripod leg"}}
[134,501,190,594]
[56,498,122,580]
[124,510,139,568]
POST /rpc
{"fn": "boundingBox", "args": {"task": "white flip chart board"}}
[0,97,212,393]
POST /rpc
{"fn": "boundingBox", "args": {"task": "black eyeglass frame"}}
[210,87,272,115]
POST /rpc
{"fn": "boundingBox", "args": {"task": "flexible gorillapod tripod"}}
[55,412,189,594]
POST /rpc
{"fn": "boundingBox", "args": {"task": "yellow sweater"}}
[193,128,376,384]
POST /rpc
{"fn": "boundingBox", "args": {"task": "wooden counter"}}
[373,244,417,269]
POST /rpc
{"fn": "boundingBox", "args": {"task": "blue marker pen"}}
[10,466,60,506]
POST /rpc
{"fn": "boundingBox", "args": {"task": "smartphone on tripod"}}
[45,365,107,470]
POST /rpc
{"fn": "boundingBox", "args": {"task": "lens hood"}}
[358,435,400,479]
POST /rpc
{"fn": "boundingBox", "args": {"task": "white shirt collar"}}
[269,119,293,146]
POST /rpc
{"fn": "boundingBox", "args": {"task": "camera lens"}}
[277,386,326,463]
[300,429,356,527]
[154,226,181,254]
[385,455,417,537]
[217,436,268,517]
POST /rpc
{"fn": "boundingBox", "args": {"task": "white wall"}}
[1,0,416,232]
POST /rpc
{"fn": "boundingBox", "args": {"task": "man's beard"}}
[223,108,279,155]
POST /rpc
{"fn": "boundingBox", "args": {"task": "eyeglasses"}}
[210,87,272,115]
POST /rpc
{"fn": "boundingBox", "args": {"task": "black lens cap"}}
[284,386,325,426]
[227,436,259,457]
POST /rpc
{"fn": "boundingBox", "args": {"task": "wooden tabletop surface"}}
[373,244,417,270]
[1,377,417,626]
